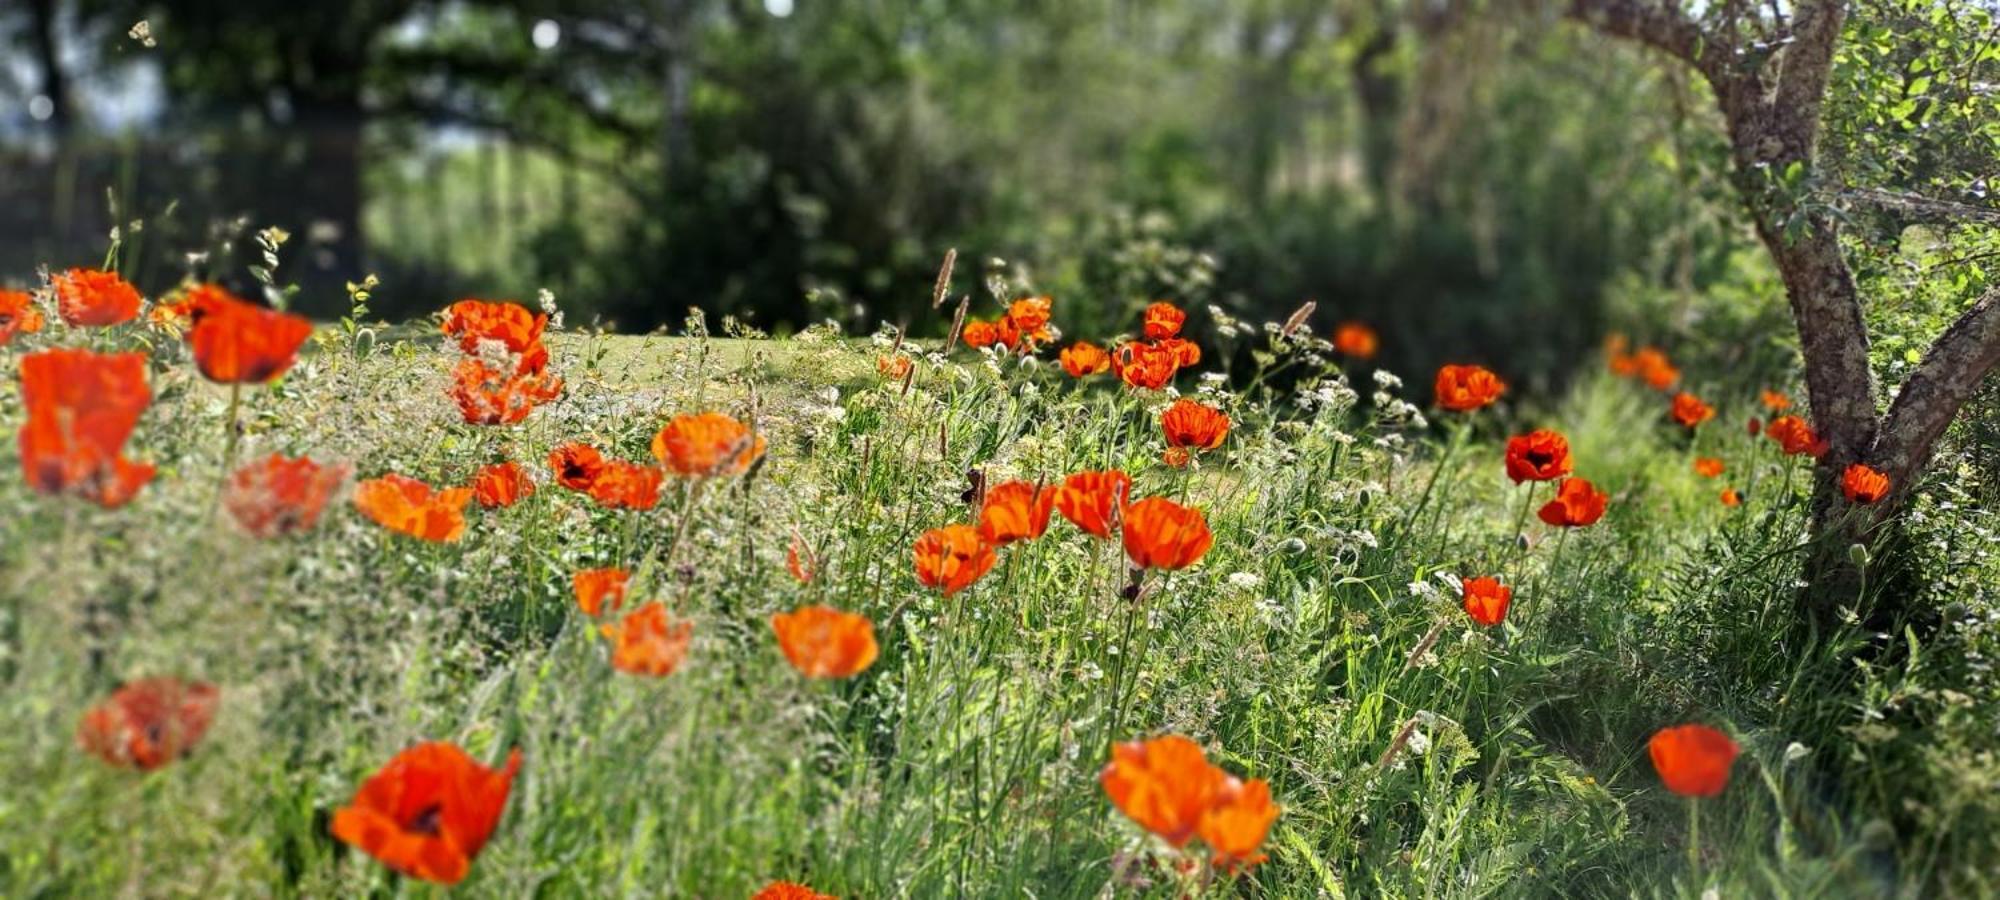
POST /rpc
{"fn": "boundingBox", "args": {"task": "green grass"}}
[0,319,1995,897]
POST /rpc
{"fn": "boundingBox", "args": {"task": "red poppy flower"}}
[1060,341,1111,377]
[1433,364,1507,412]
[330,742,522,884]
[1200,776,1280,872]
[652,412,766,477]
[601,602,694,677]
[1142,302,1186,340]
[913,524,998,595]
[961,319,999,349]
[353,474,474,542]
[470,461,534,509]
[52,267,141,326]
[1693,457,1724,479]
[1112,340,1181,389]
[548,443,606,491]
[1122,497,1213,571]
[1461,576,1511,626]
[449,357,563,425]
[441,299,547,355]
[878,355,913,380]
[1720,487,1742,507]
[224,453,349,537]
[0,289,45,344]
[18,348,155,507]
[1332,321,1379,360]
[573,568,630,616]
[1647,724,1739,797]
[1158,337,1201,368]
[1100,735,1227,848]
[587,460,664,510]
[1161,398,1230,451]
[1053,470,1132,538]
[1537,477,1608,527]
[753,882,837,900]
[1504,429,1574,483]
[1747,417,1762,436]
[182,284,314,384]
[1668,392,1715,429]
[76,677,219,770]
[1760,389,1791,411]
[1842,463,1890,504]
[1764,415,1828,457]
[978,480,1056,545]
[771,604,880,679]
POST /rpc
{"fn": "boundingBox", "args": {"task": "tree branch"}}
[1563,0,1726,85]
[1874,284,2000,495]
[1842,187,2000,228]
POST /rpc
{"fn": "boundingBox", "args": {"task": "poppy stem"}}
[1404,417,1469,537]
[210,382,243,514]
[1686,796,1702,879]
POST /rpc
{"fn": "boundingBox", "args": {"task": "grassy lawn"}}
[0,320,1992,897]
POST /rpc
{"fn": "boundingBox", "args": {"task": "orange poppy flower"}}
[1060,341,1111,377]
[573,567,630,616]
[1764,415,1828,457]
[913,524,998,595]
[1053,470,1133,538]
[1122,497,1213,571]
[1112,340,1181,389]
[353,474,474,542]
[18,349,155,507]
[1647,724,1739,797]
[878,355,913,380]
[1142,302,1186,340]
[76,677,219,771]
[441,299,547,355]
[1006,296,1054,337]
[1760,389,1791,411]
[1161,398,1230,451]
[600,602,694,677]
[1693,457,1724,479]
[330,742,522,885]
[1668,392,1714,429]
[0,289,45,344]
[786,537,818,584]
[1433,364,1507,412]
[1630,346,1680,390]
[752,882,837,900]
[1332,321,1379,360]
[1842,463,1890,504]
[1199,777,1280,872]
[1537,477,1608,527]
[1162,447,1192,469]
[52,267,141,327]
[449,357,563,425]
[1100,734,1227,848]
[961,319,999,349]
[587,460,664,510]
[994,315,1025,352]
[771,604,880,679]
[978,480,1055,545]
[224,453,349,537]
[1503,429,1573,483]
[181,284,314,384]
[471,461,534,509]
[652,412,767,477]
[1720,487,1742,507]
[1461,576,1511,626]
[549,442,607,491]
[1159,337,1201,368]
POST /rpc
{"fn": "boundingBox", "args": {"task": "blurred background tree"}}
[0,0,1784,387]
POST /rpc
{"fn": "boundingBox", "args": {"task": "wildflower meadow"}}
[1,233,1996,898]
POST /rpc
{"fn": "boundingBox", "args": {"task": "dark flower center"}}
[407,803,445,836]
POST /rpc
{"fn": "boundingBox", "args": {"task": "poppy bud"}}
[1848,543,1870,568]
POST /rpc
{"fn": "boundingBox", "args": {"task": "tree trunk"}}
[28,0,72,133]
